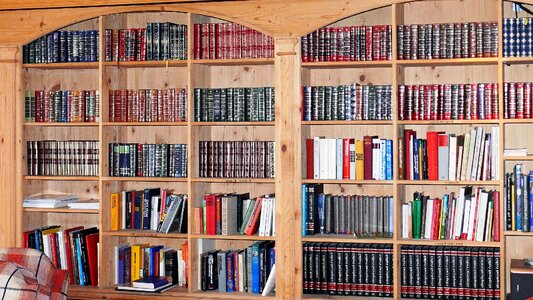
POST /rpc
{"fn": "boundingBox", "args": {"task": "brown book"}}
[363,136,373,180]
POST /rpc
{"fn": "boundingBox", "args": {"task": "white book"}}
[467,188,481,240]
[470,127,484,180]
[319,138,328,179]
[328,139,337,179]
[266,197,275,236]
[262,264,276,296]
[402,204,411,238]
[314,137,321,179]
[336,138,343,180]
[114,245,119,284]
[461,198,472,239]
[258,197,269,237]
[460,133,471,181]
[456,145,463,181]
[449,134,457,181]
[453,187,466,239]
[381,139,386,180]
[492,127,500,180]
[372,137,381,180]
[57,230,67,270]
[504,148,527,157]
[238,251,245,291]
[121,191,127,230]
[177,249,184,286]
[465,129,477,181]
[475,191,489,242]
[42,234,52,260]
[424,200,434,240]
[349,140,356,180]
[151,196,160,230]
[272,197,276,236]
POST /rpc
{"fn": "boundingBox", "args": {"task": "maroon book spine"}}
[194,24,201,59]
[209,23,216,59]
[139,28,146,61]
[306,139,314,179]
[215,23,223,59]
[118,29,126,61]
[363,135,373,180]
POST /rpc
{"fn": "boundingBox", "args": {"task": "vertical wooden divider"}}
[186,12,195,294]
[274,36,302,300]
[97,15,106,288]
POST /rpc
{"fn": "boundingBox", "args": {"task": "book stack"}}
[115,242,188,290]
[109,88,187,122]
[504,163,533,232]
[398,127,500,181]
[193,22,274,59]
[398,83,499,121]
[26,140,99,176]
[303,243,394,296]
[504,82,533,119]
[400,246,500,299]
[302,184,393,238]
[23,226,99,286]
[194,87,275,122]
[110,189,187,233]
[23,30,99,64]
[306,136,393,180]
[194,193,275,237]
[108,143,188,177]
[25,90,100,123]
[104,23,187,62]
[302,84,393,121]
[503,18,533,57]
[301,25,392,62]
[401,187,500,242]
[200,242,275,293]
[198,141,275,178]
[23,193,80,208]
[397,22,498,60]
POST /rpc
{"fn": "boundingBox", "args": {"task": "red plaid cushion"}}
[0,248,68,299]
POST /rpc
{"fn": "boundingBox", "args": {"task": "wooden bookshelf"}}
[2,0,531,299]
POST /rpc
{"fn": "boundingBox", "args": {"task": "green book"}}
[240,199,256,234]
[412,193,422,239]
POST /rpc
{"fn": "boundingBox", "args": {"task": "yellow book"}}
[41,226,61,236]
[355,140,364,180]
[131,243,149,281]
[111,193,120,231]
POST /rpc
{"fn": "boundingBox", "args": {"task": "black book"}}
[327,243,337,295]
[200,252,208,291]
[76,227,99,286]
[342,244,351,296]
[450,247,459,299]
[303,243,309,294]
[350,244,359,296]
[236,193,250,231]
[471,247,480,300]
[443,247,451,299]
[414,246,422,298]
[376,245,385,297]
[319,243,328,294]
[164,249,178,284]
[356,244,365,296]
[478,248,487,300]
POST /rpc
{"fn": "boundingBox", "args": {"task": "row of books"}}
[195,193,275,237]
[23,30,99,64]
[193,23,274,60]
[397,22,498,60]
[108,143,188,178]
[194,87,275,122]
[400,246,500,299]
[401,187,500,242]
[104,23,188,62]
[115,242,188,290]
[398,83,499,121]
[110,188,187,233]
[198,141,275,178]
[26,140,99,176]
[503,18,533,57]
[504,82,533,119]
[200,242,275,294]
[302,84,393,121]
[399,127,500,181]
[301,25,392,62]
[303,243,393,297]
[306,136,393,180]
[505,164,533,232]
[302,184,393,238]
[109,88,187,123]
[23,226,99,286]
[25,90,100,123]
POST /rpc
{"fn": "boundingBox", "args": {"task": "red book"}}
[244,198,263,235]
[193,24,201,59]
[201,23,210,59]
[233,251,239,291]
[431,199,442,240]
[130,192,136,229]
[22,231,30,248]
[154,250,160,277]
[426,131,440,180]
[64,226,84,284]
[306,139,314,179]
[363,136,373,180]
[205,194,217,235]
[49,233,59,268]
[404,130,415,180]
[216,195,222,235]
[493,191,500,242]
[85,232,99,287]
[342,138,350,179]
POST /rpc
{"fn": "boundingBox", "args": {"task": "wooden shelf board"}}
[397,180,500,186]
[301,120,393,125]
[23,62,99,69]
[102,230,188,239]
[192,121,275,126]
[23,176,99,181]
[190,234,274,241]
[398,239,501,247]
[68,285,189,299]
[301,60,392,68]
[103,60,187,68]
[503,119,533,124]
[302,179,393,185]
[190,291,274,299]
[398,119,499,125]
[24,122,99,127]
[303,295,392,300]
[504,156,533,161]
[504,231,533,236]
[23,207,99,214]
[102,121,188,126]
[397,57,498,66]
[191,58,274,66]
[191,178,275,183]
[302,235,393,243]
[503,57,533,64]
[101,177,188,182]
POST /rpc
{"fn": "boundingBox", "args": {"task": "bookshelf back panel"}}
[125,12,188,28]
[504,160,533,173]
[505,236,533,290]
[61,18,100,31]
[503,64,533,83]
[125,67,189,90]
[22,212,98,232]
[401,65,499,85]
[190,182,275,208]
[399,0,499,24]
[320,184,394,196]
[303,125,393,140]
[504,124,533,153]
[209,65,275,88]
[306,67,393,86]
[24,180,99,200]
[24,69,99,91]
[503,1,530,18]
[328,6,392,28]
[398,124,499,138]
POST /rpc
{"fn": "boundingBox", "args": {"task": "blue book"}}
[75,235,85,286]
[269,247,275,270]
[516,164,523,231]
[143,188,160,230]
[61,90,68,122]
[527,19,533,57]
[226,251,235,292]
[317,193,325,234]
[251,243,260,293]
[132,276,171,289]
[529,171,533,229]
[520,18,527,57]
[385,139,393,180]
[34,229,41,251]
[149,245,164,276]
[413,139,420,180]
[302,184,307,237]
[134,193,142,229]
[503,18,510,57]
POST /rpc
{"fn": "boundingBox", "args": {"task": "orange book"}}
[111,193,120,230]
[244,198,263,235]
